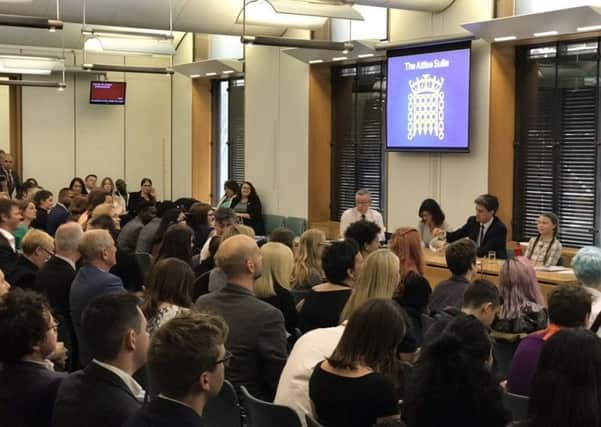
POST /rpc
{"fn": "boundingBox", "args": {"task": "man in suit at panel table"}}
[0,198,22,274]
[53,293,148,427]
[0,152,20,198]
[47,188,73,236]
[70,229,126,366]
[195,234,288,402]
[434,194,508,259]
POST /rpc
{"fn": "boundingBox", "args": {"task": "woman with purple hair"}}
[492,256,548,334]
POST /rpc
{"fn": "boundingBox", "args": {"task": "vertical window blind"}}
[228,79,245,184]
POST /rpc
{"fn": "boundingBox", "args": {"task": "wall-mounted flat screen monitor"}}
[90,81,126,105]
[386,41,471,152]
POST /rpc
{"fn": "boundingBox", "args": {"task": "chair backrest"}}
[239,386,302,427]
[306,414,325,427]
[264,214,286,235]
[503,392,529,421]
[493,335,523,378]
[203,380,242,427]
[285,217,308,236]
[134,252,154,278]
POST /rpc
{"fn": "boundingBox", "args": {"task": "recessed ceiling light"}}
[205,72,217,76]
[494,35,517,42]
[533,30,558,37]
[358,53,375,58]
[190,74,201,78]
[577,25,601,32]
[222,70,234,75]
[309,59,324,64]
[332,56,348,61]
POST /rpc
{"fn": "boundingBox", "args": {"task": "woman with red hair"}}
[389,227,432,346]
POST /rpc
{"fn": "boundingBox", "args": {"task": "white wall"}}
[0,81,9,153]
[386,0,493,231]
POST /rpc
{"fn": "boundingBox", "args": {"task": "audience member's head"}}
[69,177,86,195]
[78,229,117,270]
[344,220,381,256]
[0,269,10,298]
[174,197,199,212]
[547,285,592,328]
[148,312,229,409]
[340,249,400,322]
[474,194,499,223]
[18,199,36,223]
[115,179,127,195]
[329,299,405,374]
[152,207,184,245]
[157,224,194,266]
[21,229,54,268]
[137,201,157,224]
[186,202,212,230]
[142,257,194,323]
[254,242,294,299]
[82,293,148,371]
[461,279,502,328]
[140,178,153,195]
[84,174,97,190]
[498,256,545,320]
[221,224,255,241]
[0,289,57,364]
[292,229,326,288]
[18,181,38,200]
[91,203,120,229]
[322,240,362,286]
[215,234,262,284]
[404,315,507,427]
[239,181,260,203]
[88,214,119,240]
[529,328,601,427]
[269,227,296,251]
[68,196,87,221]
[33,190,53,211]
[418,198,446,228]
[389,227,424,281]
[213,208,237,236]
[155,200,176,218]
[58,187,73,208]
[54,222,84,260]
[1,152,14,170]
[0,199,22,231]
[572,246,601,289]
[445,238,477,277]
[86,189,108,215]
[101,177,114,194]
[354,189,372,215]
[223,180,239,198]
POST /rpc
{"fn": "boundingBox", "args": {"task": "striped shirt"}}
[526,236,563,267]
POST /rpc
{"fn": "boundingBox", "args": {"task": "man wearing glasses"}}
[339,189,386,242]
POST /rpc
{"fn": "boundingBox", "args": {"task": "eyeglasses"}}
[215,350,233,368]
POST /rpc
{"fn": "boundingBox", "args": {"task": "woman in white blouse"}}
[417,199,450,249]
[525,212,563,267]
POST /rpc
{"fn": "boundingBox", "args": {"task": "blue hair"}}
[572,246,601,287]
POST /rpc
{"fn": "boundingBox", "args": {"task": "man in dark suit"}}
[53,293,148,427]
[0,198,21,274]
[47,188,73,236]
[36,222,84,371]
[70,229,126,365]
[0,152,20,198]
[126,312,228,427]
[436,194,508,259]
[0,289,67,427]
[195,234,287,401]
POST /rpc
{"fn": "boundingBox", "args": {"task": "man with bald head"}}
[195,234,287,401]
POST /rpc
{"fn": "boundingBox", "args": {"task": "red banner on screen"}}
[90,81,126,105]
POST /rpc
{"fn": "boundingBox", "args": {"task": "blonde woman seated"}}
[141,257,194,335]
[275,249,401,425]
[492,256,548,334]
[525,212,563,267]
[7,229,54,290]
[254,242,298,335]
[292,229,326,290]
[91,203,121,230]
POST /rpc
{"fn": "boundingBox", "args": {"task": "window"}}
[514,40,601,247]
[331,62,386,221]
[211,78,245,205]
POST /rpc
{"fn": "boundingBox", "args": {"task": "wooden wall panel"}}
[494,0,514,18]
[192,79,211,202]
[488,44,516,239]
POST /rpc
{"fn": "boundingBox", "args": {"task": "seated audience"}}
[429,238,477,314]
[193,236,221,298]
[216,179,239,209]
[344,219,382,259]
[68,196,87,223]
[125,312,229,427]
[423,279,501,346]
[70,229,126,365]
[292,229,326,290]
[207,224,255,293]
[339,189,385,242]
[69,177,87,196]
[156,224,194,266]
[91,203,121,230]
[142,258,194,335]
[0,199,22,273]
[128,178,156,216]
[118,201,157,255]
[309,299,405,427]
[195,234,287,401]
[0,152,20,198]
[269,226,296,252]
[31,190,53,232]
[571,246,601,335]
[417,198,450,248]
[525,213,562,267]
[150,207,185,257]
[298,240,362,333]
[254,242,298,335]
[389,227,432,345]
[275,249,402,423]
[135,201,175,254]
[78,189,108,230]
[186,202,214,255]
[18,180,39,200]
[14,199,36,249]
[84,174,97,193]
[47,188,72,236]
[403,316,508,427]
[88,214,120,240]
[199,208,237,261]
[230,181,265,235]
[53,293,148,427]
[507,285,591,396]
[8,229,54,290]
[436,194,508,259]
[492,257,548,334]
[0,289,66,427]
[523,328,601,427]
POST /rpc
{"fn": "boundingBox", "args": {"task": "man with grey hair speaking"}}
[339,189,385,241]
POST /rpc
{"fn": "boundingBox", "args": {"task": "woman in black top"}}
[157,224,194,267]
[298,240,362,333]
[31,190,53,232]
[128,177,157,216]
[230,181,265,235]
[309,299,405,427]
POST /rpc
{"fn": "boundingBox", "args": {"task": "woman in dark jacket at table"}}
[230,181,265,235]
[127,177,156,216]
